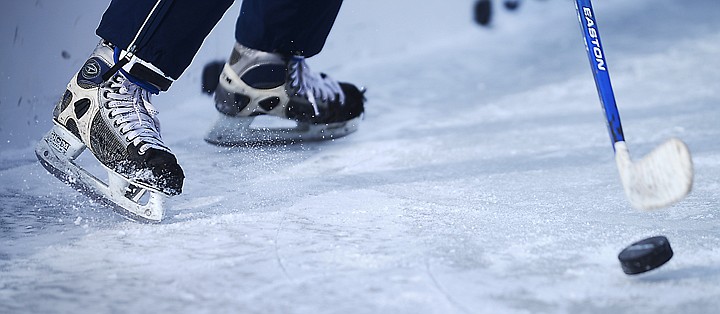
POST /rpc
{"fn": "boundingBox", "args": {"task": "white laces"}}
[103,75,169,155]
[288,56,345,116]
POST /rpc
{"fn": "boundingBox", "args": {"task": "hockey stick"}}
[574,0,693,210]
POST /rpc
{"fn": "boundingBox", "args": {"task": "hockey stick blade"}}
[614,139,693,210]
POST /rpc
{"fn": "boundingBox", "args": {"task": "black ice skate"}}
[204,43,365,145]
[35,41,184,222]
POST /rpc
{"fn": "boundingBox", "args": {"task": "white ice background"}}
[1,0,720,313]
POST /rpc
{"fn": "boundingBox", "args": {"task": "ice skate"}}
[35,41,184,223]
[204,43,365,146]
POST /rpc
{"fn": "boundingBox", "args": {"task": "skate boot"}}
[204,43,365,145]
[35,41,184,222]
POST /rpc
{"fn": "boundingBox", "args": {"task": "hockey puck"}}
[618,236,673,275]
[504,0,521,11]
[473,0,492,26]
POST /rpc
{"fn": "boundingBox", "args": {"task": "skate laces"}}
[288,56,345,115]
[103,74,169,154]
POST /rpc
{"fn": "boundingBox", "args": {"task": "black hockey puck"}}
[474,0,492,26]
[504,0,521,11]
[618,236,673,275]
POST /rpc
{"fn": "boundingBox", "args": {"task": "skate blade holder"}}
[204,113,360,146]
[36,124,167,223]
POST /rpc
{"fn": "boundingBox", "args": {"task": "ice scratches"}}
[0,159,36,172]
[0,146,39,171]
[0,191,59,233]
[0,251,10,261]
[425,260,472,314]
[274,213,292,281]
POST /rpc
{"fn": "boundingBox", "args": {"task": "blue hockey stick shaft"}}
[575,0,625,149]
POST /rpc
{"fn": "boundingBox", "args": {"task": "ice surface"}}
[1,0,720,313]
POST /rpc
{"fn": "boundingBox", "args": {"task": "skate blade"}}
[35,124,167,223]
[204,113,361,146]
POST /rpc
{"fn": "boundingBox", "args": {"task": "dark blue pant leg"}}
[96,0,234,79]
[235,0,344,57]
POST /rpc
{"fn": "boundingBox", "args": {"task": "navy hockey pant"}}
[96,0,344,80]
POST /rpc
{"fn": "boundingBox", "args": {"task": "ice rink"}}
[2,0,719,313]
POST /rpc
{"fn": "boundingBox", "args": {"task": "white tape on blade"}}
[614,139,693,210]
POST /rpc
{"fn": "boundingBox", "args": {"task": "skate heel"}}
[204,112,361,146]
[106,172,166,222]
[37,124,86,160]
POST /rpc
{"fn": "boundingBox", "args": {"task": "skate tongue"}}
[141,94,160,117]
[111,46,173,93]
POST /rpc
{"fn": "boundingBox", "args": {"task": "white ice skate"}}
[204,43,365,146]
[35,42,184,223]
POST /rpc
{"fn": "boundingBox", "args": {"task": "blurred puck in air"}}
[618,236,673,275]
[504,0,520,11]
[474,0,492,26]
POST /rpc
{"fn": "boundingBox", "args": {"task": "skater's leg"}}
[97,0,235,80]
[235,0,343,57]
